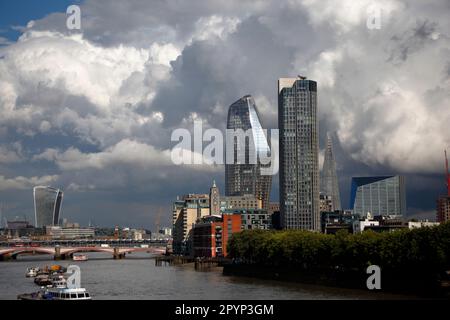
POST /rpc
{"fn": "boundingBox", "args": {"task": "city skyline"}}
[0,0,449,228]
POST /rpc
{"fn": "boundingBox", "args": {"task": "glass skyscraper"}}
[278,77,320,230]
[350,176,406,217]
[33,186,63,228]
[225,95,272,210]
[321,132,341,211]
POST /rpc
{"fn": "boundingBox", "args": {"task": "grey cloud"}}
[0,0,449,226]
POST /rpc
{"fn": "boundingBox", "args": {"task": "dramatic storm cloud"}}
[0,0,449,227]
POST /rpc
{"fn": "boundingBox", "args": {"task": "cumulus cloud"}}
[0,0,449,224]
[0,174,59,191]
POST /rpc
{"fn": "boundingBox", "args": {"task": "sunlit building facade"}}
[225,95,272,209]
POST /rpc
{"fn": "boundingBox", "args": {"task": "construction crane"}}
[445,150,450,196]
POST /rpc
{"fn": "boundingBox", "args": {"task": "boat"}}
[73,254,88,261]
[18,265,91,300]
[18,285,91,300]
[26,267,40,278]
[34,274,52,286]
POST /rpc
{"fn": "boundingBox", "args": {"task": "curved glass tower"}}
[33,186,63,228]
[225,95,272,209]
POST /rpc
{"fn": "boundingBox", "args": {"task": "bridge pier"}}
[113,247,124,259]
[54,247,66,260]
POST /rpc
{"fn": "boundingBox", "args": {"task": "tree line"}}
[227,222,450,289]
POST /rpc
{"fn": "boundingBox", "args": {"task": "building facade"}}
[268,202,280,215]
[45,226,95,239]
[230,209,272,230]
[319,193,333,213]
[321,132,341,210]
[193,216,223,258]
[278,77,320,230]
[225,95,272,210]
[437,196,450,223]
[350,176,406,217]
[220,195,262,211]
[33,186,63,228]
[172,194,210,254]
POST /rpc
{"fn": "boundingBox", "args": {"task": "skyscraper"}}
[350,176,406,217]
[33,186,63,228]
[278,76,320,230]
[225,95,272,209]
[321,132,341,211]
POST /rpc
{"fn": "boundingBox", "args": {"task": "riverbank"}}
[222,263,450,299]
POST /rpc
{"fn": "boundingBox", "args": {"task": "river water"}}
[0,252,418,300]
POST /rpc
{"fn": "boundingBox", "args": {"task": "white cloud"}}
[192,15,240,42]
[0,174,59,191]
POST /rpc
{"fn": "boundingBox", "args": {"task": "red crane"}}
[446,150,450,196]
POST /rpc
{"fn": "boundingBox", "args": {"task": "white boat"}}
[18,286,91,300]
[26,267,39,278]
[73,254,88,261]
[44,286,91,300]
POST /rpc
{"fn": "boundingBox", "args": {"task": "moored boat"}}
[73,254,88,261]
[19,265,91,300]
[26,267,39,278]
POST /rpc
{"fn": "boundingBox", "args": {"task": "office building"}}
[319,193,333,213]
[225,95,272,209]
[278,76,320,230]
[45,226,95,239]
[172,194,210,254]
[268,202,280,215]
[223,208,272,230]
[33,186,63,228]
[321,133,341,210]
[220,195,262,211]
[350,176,406,217]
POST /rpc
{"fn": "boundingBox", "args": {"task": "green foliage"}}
[227,222,450,275]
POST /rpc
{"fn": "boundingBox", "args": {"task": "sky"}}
[0,0,449,229]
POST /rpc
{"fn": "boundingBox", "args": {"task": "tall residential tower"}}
[278,76,320,230]
[321,132,341,211]
[225,95,272,209]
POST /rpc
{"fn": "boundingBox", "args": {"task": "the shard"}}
[321,133,341,211]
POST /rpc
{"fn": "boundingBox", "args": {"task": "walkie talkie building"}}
[33,186,63,228]
[225,95,272,210]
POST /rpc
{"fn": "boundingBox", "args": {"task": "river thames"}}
[0,252,419,300]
